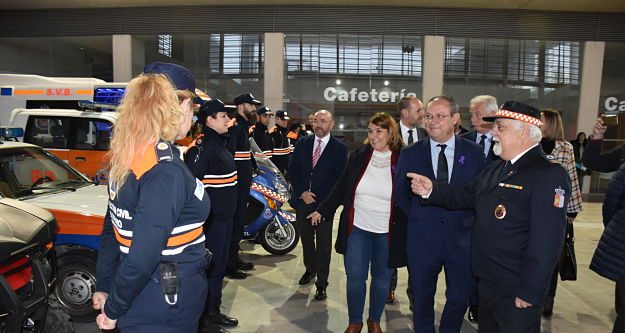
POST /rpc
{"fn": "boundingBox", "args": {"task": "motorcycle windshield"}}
[249,138,281,176]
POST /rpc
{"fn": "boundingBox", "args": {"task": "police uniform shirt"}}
[185,128,238,220]
[96,141,211,320]
[270,124,291,170]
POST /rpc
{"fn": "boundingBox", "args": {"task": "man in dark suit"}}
[409,101,570,333]
[462,95,500,165]
[398,96,427,145]
[395,96,486,333]
[289,110,348,301]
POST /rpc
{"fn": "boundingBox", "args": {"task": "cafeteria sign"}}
[324,87,418,103]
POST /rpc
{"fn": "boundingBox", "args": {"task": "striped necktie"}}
[312,139,322,168]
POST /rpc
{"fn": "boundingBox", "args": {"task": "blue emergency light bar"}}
[94,87,126,106]
[0,127,24,138]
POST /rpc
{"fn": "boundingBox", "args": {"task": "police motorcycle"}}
[244,138,298,255]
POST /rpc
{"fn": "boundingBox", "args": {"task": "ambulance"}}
[0,129,106,323]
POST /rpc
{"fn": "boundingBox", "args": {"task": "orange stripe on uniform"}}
[130,146,157,180]
[48,209,104,236]
[167,226,203,247]
[74,89,93,95]
[202,175,238,184]
[113,227,132,247]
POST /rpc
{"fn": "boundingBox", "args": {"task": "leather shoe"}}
[467,304,479,323]
[236,256,254,271]
[299,271,315,285]
[366,319,383,333]
[344,322,363,333]
[386,291,395,305]
[209,313,239,327]
[314,287,327,300]
[226,268,247,280]
[199,321,230,333]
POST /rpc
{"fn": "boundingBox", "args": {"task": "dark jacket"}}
[288,134,347,209]
[590,163,625,281]
[253,122,273,157]
[582,139,625,173]
[570,138,587,162]
[315,145,405,265]
[462,130,500,164]
[270,124,291,173]
[426,145,570,306]
[228,114,254,185]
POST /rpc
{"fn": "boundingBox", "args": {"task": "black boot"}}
[542,297,554,317]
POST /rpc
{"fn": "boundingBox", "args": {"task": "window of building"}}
[158,34,172,57]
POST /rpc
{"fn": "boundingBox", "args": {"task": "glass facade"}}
[443,38,582,137]
[284,34,423,149]
[136,33,264,103]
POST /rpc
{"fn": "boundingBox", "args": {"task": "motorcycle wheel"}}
[55,253,98,323]
[259,217,299,255]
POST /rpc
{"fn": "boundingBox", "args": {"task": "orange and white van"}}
[10,108,118,183]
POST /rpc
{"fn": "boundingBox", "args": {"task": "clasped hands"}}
[92,291,117,330]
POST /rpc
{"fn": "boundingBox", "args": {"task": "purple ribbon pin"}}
[458,155,465,165]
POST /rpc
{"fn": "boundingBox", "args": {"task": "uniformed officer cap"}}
[257,106,273,116]
[197,99,236,124]
[233,93,262,106]
[483,101,543,127]
[143,62,196,93]
[275,110,290,120]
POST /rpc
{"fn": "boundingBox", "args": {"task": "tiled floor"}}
[77,202,616,332]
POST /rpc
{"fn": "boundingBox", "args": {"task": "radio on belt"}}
[160,262,179,305]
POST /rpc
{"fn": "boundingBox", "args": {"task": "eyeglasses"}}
[425,113,452,121]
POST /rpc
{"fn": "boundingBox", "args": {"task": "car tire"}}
[55,254,98,323]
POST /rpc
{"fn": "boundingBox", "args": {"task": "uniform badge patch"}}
[196,138,203,145]
[109,184,117,200]
[157,142,169,150]
[194,178,205,201]
[494,204,506,220]
[554,187,566,208]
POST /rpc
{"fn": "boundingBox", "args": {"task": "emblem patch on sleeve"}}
[194,178,205,201]
[553,187,565,208]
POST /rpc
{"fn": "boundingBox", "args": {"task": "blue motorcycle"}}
[243,139,299,255]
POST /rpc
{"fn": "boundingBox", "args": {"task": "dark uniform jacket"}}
[228,114,254,184]
[270,124,291,173]
[96,141,210,320]
[253,122,273,157]
[184,128,238,220]
[591,162,625,281]
[288,134,347,210]
[425,145,570,306]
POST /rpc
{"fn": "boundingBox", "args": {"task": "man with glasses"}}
[394,95,486,333]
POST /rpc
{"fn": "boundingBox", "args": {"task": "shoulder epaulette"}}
[155,141,174,162]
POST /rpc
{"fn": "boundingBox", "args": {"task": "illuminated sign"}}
[323,87,418,103]
[605,96,625,112]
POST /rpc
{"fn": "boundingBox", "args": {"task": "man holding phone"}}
[583,116,625,172]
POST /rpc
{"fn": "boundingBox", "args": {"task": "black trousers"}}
[296,203,334,288]
[614,279,625,333]
[229,176,251,261]
[478,280,541,333]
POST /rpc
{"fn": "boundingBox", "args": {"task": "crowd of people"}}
[91,61,622,333]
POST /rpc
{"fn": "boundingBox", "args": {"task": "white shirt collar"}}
[399,120,415,133]
[510,143,539,165]
[430,135,456,150]
[314,134,331,146]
